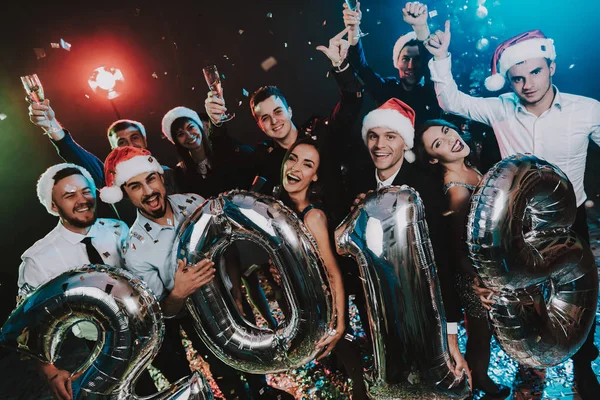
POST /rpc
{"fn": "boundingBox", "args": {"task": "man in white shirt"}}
[18,163,128,400]
[425,22,600,397]
[100,146,294,400]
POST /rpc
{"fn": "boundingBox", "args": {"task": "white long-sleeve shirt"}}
[429,55,600,206]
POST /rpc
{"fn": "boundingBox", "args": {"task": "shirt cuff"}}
[447,322,458,335]
[428,54,453,82]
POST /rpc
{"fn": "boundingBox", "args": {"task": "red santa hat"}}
[106,119,147,149]
[485,29,556,91]
[161,106,203,144]
[99,146,163,204]
[361,98,416,163]
[392,32,418,69]
[37,163,96,216]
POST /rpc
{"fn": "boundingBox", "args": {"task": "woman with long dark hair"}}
[414,119,510,398]
[279,136,368,399]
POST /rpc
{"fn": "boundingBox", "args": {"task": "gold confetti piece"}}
[152,72,158,79]
[84,94,90,99]
[238,29,244,34]
[429,10,438,18]
[51,43,60,48]
[33,48,46,59]
[260,56,277,71]
[60,38,71,51]
[0,113,7,121]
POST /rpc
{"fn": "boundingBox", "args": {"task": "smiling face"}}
[367,127,407,177]
[282,143,320,197]
[421,124,470,164]
[174,118,203,150]
[51,174,96,229]
[507,58,555,106]
[253,95,294,142]
[397,45,422,86]
[122,171,167,219]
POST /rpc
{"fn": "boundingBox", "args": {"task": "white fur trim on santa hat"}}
[37,163,96,216]
[362,108,415,148]
[106,119,147,149]
[486,37,556,91]
[392,32,418,69]
[161,106,202,144]
[99,155,163,204]
[361,108,416,164]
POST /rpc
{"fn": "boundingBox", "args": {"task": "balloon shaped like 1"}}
[0,265,213,400]
[177,190,332,373]
[335,186,470,399]
[467,154,598,367]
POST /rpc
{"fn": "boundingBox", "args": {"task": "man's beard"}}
[142,192,168,219]
[57,202,96,228]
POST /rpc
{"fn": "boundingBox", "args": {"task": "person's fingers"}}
[193,259,215,271]
[316,45,331,58]
[54,378,70,400]
[333,26,350,41]
[444,19,451,35]
[66,377,73,400]
[466,368,473,392]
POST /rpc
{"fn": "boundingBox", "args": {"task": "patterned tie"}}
[81,237,103,265]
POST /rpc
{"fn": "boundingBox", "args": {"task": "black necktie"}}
[81,237,103,265]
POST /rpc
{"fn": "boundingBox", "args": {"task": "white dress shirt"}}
[18,218,129,339]
[124,194,204,301]
[429,55,600,206]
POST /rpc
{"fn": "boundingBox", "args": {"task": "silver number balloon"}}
[335,186,470,399]
[467,154,598,367]
[176,190,332,373]
[0,265,213,399]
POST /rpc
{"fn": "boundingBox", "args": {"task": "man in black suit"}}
[352,98,469,380]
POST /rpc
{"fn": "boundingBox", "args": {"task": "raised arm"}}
[303,209,345,360]
[426,21,504,125]
[28,99,106,188]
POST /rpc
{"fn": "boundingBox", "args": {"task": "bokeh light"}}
[88,66,124,99]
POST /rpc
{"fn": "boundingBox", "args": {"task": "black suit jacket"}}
[353,161,462,323]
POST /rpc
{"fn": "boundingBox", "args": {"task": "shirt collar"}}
[57,219,100,244]
[134,196,181,240]
[376,166,402,189]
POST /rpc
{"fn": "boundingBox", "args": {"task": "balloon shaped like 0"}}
[335,186,470,399]
[176,190,332,373]
[0,265,213,400]
[467,154,599,367]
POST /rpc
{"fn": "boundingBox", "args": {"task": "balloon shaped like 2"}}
[335,186,470,399]
[0,265,213,400]
[467,154,598,368]
[177,190,332,373]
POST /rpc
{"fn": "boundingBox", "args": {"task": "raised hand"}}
[204,91,227,125]
[342,1,363,46]
[316,27,351,67]
[402,2,428,27]
[424,20,451,60]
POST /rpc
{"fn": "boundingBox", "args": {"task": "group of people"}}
[16,1,600,399]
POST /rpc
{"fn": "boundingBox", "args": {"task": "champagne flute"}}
[345,0,369,39]
[20,74,45,103]
[202,65,235,123]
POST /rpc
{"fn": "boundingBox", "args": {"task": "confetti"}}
[242,88,249,97]
[33,48,46,59]
[308,41,312,45]
[134,8,141,16]
[284,42,288,48]
[322,20,327,26]
[223,55,229,59]
[164,71,168,75]
[238,100,243,106]
[266,12,273,18]
[569,64,575,69]
[260,56,277,71]
[0,113,7,121]
[377,20,381,25]
[152,72,158,79]
[60,38,71,51]
[585,200,595,208]
[429,10,438,18]
[84,94,90,99]
[50,43,60,49]
[238,29,244,35]
[191,86,195,91]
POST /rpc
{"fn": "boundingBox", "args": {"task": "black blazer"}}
[353,161,462,323]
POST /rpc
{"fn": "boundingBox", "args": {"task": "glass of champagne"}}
[20,74,45,103]
[202,65,235,123]
[345,0,368,39]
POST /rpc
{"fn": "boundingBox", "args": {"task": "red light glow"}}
[88,66,124,99]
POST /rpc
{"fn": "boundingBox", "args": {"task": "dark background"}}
[1,0,599,322]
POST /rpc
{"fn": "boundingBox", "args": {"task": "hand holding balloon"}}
[39,362,73,400]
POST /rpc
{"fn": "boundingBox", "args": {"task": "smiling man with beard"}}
[100,146,294,400]
[17,163,129,400]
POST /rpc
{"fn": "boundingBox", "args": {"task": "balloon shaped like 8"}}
[176,190,333,374]
[335,186,470,399]
[467,154,598,368]
[0,265,213,400]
